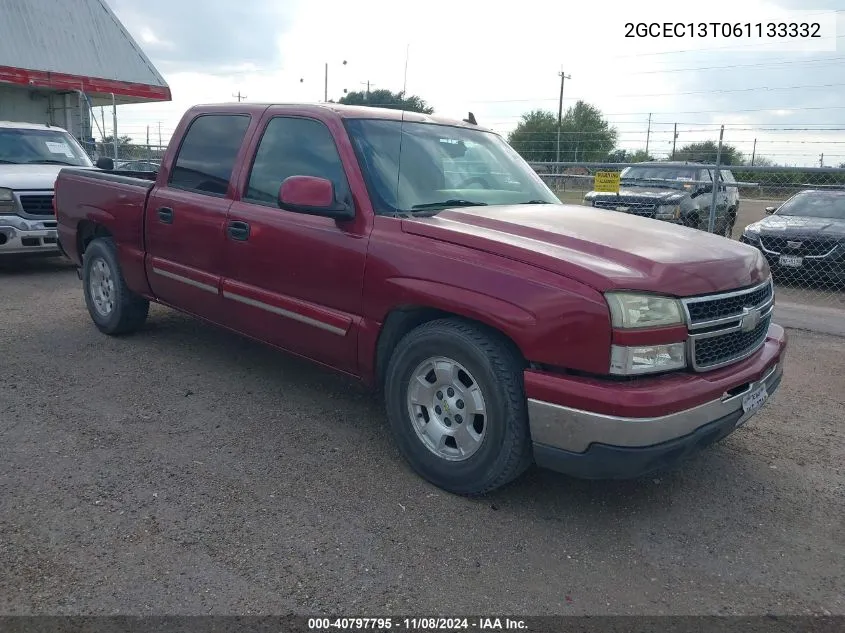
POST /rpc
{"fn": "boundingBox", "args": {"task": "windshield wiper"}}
[411,199,488,210]
[517,199,552,204]
[0,159,20,164]
[27,159,77,166]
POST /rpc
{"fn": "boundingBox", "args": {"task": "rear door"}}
[221,113,371,374]
[144,113,253,323]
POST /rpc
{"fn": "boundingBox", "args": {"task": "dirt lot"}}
[1,258,843,616]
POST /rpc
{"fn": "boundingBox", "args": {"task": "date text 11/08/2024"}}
[624,22,822,38]
[308,618,528,630]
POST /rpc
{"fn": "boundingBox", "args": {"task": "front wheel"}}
[83,237,149,335]
[384,319,533,496]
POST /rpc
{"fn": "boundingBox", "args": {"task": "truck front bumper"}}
[0,217,60,256]
[525,323,787,479]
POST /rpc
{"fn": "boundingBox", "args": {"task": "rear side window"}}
[169,115,251,196]
[244,117,350,207]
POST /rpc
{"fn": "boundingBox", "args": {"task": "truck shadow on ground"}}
[133,306,772,522]
[0,256,76,276]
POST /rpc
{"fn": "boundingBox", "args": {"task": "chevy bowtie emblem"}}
[786,240,803,249]
[740,306,762,333]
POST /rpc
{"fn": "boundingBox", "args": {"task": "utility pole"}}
[820,153,824,168]
[556,70,571,171]
[232,91,247,102]
[157,122,162,151]
[324,62,328,102]
[146,125,150,157]
[403,44,410,93]
[751,138,757,166]
[645,113,652,156]
[671,122,678,160]
[708,125,725,234]
[361,81,375,101]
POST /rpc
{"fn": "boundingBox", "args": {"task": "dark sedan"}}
[740,190,845,284]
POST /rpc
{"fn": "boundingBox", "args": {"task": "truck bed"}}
[55,168,156,292]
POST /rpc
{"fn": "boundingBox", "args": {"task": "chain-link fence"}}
[85,142,166,171]
[532,161,845,312]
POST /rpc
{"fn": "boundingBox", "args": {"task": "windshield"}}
[0,127,93,167]
[344,119,559,214]
[775,191,845,219]
[620,166,701,189]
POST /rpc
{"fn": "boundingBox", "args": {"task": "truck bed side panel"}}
[55,169,155,298]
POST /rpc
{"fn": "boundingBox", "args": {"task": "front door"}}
[144,113,252,323]
[221,114,371,374]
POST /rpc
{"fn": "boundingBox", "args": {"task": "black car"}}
[583,162,738,236]
[740,190,845,283]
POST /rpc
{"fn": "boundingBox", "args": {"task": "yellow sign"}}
[594,171,621,193]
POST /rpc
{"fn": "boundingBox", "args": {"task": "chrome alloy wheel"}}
[405,356,488,461]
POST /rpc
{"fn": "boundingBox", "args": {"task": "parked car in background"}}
[55,103,786,495]
[741,189,845,283]
[0,121,94,258]
[583,162,739,237]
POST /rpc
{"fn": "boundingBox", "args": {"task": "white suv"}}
[0,121,94,258]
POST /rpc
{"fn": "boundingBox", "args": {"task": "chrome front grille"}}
[592,198,657,217]
[682,279,775,371]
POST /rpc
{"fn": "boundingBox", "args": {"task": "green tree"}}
[508,101,617,163]
[607,149,654,163]
[675,141,743,166]
[338,89,434,114]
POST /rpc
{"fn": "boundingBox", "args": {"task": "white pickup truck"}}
[0,121,95,258]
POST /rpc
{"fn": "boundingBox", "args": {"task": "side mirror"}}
[765,206,777,214]
[96,157,114,170]
[278,175,354,220]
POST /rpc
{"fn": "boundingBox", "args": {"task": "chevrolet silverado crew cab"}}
[0,121,95,258]
[583,162,740,237]
[54,104,786,495]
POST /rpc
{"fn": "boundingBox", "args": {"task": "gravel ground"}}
[1,257,843,616]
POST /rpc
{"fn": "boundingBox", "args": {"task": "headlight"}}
[610,343,687,375]
[655,204,680,220]
[742,225,761,239]
[0,187,16,213]
[605,292,684,329]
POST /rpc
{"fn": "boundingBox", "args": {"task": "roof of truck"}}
[188,102,494,133]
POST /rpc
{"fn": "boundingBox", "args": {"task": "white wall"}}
[0,84,92,150]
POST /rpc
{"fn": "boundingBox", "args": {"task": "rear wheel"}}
[83,237,149,335]
[384,319,533,496]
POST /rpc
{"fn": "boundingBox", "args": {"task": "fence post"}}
[708,125,724,233]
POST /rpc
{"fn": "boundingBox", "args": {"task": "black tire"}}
[82,237,149,335]
[384,318,533,496]
[725,209,737,238]
[683,214,701,230]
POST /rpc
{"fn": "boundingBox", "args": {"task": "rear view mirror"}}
[278,176,354,221]
[96,157,114,170]
[765,206,777,214]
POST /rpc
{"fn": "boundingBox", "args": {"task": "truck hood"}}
[0,164,93,190]
[402,204,768,296]
[748,214,845,240]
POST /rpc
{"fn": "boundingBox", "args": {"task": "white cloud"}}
[110,0,845,166]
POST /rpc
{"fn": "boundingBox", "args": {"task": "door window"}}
[169,115,251,196]
[244,117,350,207]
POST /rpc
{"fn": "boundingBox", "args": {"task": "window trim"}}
[167,113,252,198]
[242,114,352,211]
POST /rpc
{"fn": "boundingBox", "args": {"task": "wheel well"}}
[77,221,113,259]
[374,306,525,390]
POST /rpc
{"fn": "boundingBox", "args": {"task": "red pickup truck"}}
[54,103,786,495]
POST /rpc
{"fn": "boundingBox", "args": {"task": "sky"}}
[105,0,845,167]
